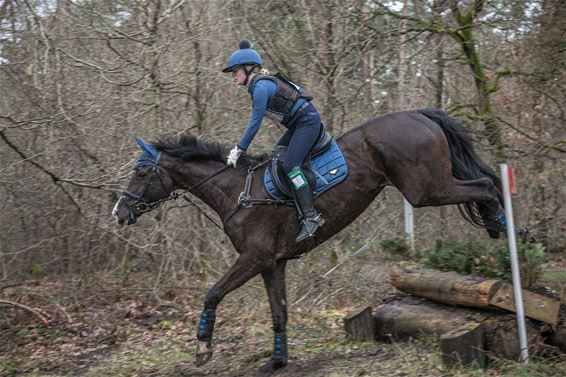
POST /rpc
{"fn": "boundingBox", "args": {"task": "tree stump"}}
[373,294,545,360]
[481,314,540,361]
[440,322,486,368]
[548,304,566,352]
[373,295,472,341]
[344,306,374,341]
[390,266,561,324]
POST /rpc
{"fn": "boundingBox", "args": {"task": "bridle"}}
[118,152,169,221]
[118,148,293,230]
[118,152,230,229]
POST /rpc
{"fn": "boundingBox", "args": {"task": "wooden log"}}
[344,306,374,341]
[373,295,473,341]
[547,303,566,353]
[390,266,502,308]
[489,282,561,324]
[374,294,543,360]
[440,322,486,368]
[390,266,561,324]
[482,314,540,361]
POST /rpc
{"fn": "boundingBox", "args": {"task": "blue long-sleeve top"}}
[237,78,306,151]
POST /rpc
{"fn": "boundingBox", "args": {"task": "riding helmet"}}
[222,39,262,72]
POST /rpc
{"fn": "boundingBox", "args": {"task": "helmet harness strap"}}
[242,65,255,86]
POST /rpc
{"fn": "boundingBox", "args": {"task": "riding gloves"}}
[227,145,244,168]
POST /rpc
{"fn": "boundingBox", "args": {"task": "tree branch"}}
[0,299,50,326]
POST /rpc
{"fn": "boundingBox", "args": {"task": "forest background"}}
[1,0,563,281]
[1,1,565,375]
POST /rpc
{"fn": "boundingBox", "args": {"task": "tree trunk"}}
[374,294,545,360]
[374,295,471,341]
[344,306,374,341]
[390,266,561,324]
[440,322,486,368]
[448,0,504,161]
[390,266,502,308]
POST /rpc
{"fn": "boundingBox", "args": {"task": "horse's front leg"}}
[195,255,265,366]
[259,260,289,373]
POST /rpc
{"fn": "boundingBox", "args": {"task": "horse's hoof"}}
[487,228,501,239]
[194,341,213,366]
[258,359,287,374]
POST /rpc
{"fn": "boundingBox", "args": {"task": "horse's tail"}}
[417,108,503,228]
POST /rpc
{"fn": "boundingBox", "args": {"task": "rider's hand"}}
[226,145,244,168]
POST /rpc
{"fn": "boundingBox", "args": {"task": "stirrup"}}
[296,214,325,242]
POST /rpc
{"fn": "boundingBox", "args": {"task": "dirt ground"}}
[1,264,565,377]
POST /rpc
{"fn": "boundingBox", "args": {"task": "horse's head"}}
[112,136,174,225]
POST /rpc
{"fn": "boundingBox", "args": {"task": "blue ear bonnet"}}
[133,136,160,170]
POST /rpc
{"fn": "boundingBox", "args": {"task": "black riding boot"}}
[292,185,325,242]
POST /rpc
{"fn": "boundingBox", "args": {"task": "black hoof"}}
[258,359,287,374]
[487,228,501,239]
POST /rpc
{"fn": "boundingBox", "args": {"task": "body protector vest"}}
[248,73,314,124]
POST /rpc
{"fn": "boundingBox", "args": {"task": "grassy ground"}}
[540,270,566,300]
[1,260,565,377]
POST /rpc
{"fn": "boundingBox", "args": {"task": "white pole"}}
[404,198,414,251]
[500,163,529,363]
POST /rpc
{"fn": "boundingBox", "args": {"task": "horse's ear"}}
[135,136,158,157]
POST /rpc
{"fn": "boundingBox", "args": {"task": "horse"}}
[112,108,505,373]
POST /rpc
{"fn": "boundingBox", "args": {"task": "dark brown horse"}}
[112,108,504,372]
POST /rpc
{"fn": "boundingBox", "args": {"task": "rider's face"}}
[231,67,247,86]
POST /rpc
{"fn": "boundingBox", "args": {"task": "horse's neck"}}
[171,160,244,219]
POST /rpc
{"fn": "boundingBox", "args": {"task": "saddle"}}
[264,126,348,200]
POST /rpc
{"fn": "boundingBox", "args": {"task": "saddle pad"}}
[263,140,348,200]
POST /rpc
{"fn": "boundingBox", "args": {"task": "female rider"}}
[223,39,324,242]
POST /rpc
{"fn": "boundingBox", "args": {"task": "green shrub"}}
[379,234,410,259]
[421,239,546,287]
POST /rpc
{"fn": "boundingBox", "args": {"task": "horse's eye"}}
[137,171,147,178]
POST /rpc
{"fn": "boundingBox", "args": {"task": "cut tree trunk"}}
[374,294,543,360]
[374,295,478,341]
[344,306,374,341]
[440,322,486,368]
[390,266,502,308]
[390,266,560,324]
[488,282,560,324]
[547,303,566,353]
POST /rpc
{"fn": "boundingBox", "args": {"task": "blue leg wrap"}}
[497,211,507,226]
[495,210,508,235]
[197,309,216,341]
[272,332,288,362]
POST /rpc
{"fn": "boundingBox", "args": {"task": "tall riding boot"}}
[293,185,325,242]
[286,166,324,242]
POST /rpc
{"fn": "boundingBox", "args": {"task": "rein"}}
[121,155,229,230]
[123,154,292,231]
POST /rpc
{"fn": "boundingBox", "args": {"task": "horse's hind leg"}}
[259,260,288,373]
[405,177,503,238]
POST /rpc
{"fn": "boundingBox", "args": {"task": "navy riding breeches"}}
[277,104,322,173]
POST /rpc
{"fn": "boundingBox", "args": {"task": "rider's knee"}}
[282,161,296,174]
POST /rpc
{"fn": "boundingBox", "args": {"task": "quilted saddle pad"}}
[263,140,349,201]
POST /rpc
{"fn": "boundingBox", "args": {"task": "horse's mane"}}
[153,133,266,165]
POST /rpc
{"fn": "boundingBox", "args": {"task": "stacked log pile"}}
[344,266,565,366]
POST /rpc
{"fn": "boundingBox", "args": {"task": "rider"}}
[222,39,324,242]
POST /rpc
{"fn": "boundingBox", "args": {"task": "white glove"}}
[226,145,243,167]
